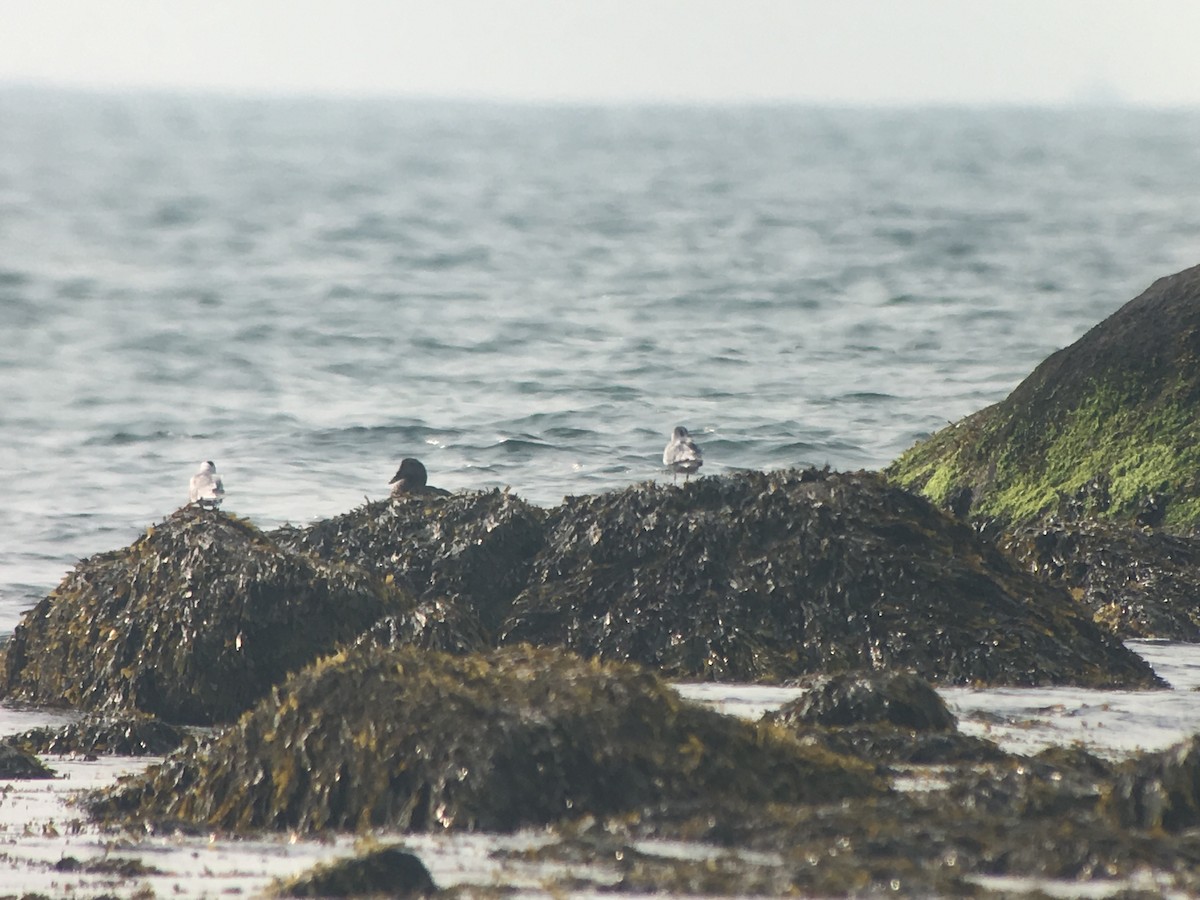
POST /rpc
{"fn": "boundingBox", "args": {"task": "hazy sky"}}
[2,0,1199,106]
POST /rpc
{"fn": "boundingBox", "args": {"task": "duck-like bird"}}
[389,457,450,497]
[189,460,225,508]
[663,426,703,483]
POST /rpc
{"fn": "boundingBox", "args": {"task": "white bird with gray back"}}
[663,426,703,483]
[189,460,225,508]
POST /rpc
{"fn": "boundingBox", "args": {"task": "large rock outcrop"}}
[0,506,404,725]
[887,264,1200,530]
[92,644,882,833]
[501,469,1161,688]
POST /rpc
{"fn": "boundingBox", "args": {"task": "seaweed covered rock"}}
[7,712,187,757]
[92,645,882,833]
[350,597,489,656]
[888,263,1200,530]
[275,846,437,898]
[1107,735,1200,831]
[502,469,1161,688]
[764,672,1008,768]
[1001,517,1200,640]
[275,490,544,635]
[0,506,405,725]
[0,741,54,779]
[771,672,956,731]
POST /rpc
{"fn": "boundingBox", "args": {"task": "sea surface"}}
[2,89,1200,630]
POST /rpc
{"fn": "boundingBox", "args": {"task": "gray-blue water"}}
[2,88,1200,632]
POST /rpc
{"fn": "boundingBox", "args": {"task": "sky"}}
[1,0,1199,106]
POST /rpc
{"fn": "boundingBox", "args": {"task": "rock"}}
[1107,735,1200,831]
[275,489,544,636]
[90,644,882,833]
[770,671,957,731]
[887,263,1200,530]
[1000,517,1200,640]
[763,672,1010,768]
[274,846,436,898]
[7,712,188,756]
[0,506,405,725]
[0,741,54,778]
[502,469,1162,688]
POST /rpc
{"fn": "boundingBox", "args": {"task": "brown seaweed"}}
[0,505,407,725]
[90,644,883,834]
[503,468,1162,688]
[275,489,545,636]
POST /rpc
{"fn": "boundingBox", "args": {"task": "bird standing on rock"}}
[189,460,225,508]
[389,458,450,497]
[663,426,703,483]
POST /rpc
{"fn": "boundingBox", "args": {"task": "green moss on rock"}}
[91,644,883,833]
[888,264,1200,529]
[502,468,1162,688]
[0,506,406,725]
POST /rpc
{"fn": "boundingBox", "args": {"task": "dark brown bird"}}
[389,458,449,497]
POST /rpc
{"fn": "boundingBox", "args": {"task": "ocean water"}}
[2,89,1199,630]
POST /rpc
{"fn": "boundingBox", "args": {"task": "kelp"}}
[0,505,406,725]
[275,489,545,636]
[765,671,1007,768]
[274,846,436,898]
[503,468,1162,688]
[771,671,957,731]
[1001,512,1200,640]
[90,644,882,834]
[7,712,188,757]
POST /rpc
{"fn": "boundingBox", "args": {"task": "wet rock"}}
[502,469,1162,688]
[888,263,1200,530]
[0,740,54,778]
[1001,517,1200,640]
[0,506,406,725]
[771,671,957,731]
[274,846,436,898]
[91,644,882,833]
[7,712,188,756]
[1107,735,1200,831]
[275,489,544,636]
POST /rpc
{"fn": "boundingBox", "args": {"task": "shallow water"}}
[1,640,1199,897]
[3,90,1200,632]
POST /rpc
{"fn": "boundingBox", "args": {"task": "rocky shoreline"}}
[5,265,1200,894]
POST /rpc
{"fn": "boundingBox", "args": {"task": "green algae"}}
[888,264,1200,530]
[91,644,883,834]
